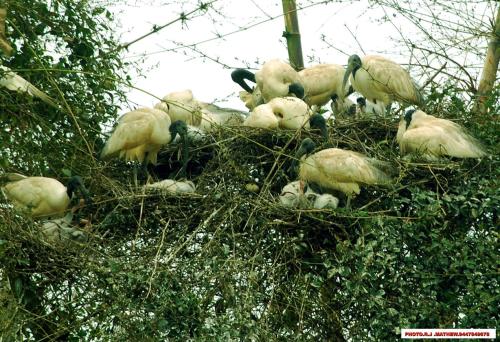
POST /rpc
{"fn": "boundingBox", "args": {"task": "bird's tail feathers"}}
[0,172,27,183]
[1,69,58,108]
[367,159,398,184]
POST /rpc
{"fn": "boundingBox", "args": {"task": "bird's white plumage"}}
[197,103,246,132]
[299,63,349,107]
[239,87,264,110]
[331,97,355,118]
[101,107,172,165]
[155,89,202,126]
[255,59,302,103]
[396,110,486,160]
[244,97,311,130]
[2,176,70,217]
[299,148,393,197]
[0,65,57,107]
[310,193,339,209]
[349,55,423,111]
[356,98,386,118]
[279,180,339,209]
[144,179,196,194]
[41,212,87,243]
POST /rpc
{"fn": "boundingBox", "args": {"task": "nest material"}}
[0,115,497,340]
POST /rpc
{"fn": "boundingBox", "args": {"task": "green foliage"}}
[0,0,128,175]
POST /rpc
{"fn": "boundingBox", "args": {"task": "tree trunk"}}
[475,7,499,115]
[282,0,304,71]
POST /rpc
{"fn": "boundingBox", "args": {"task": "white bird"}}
[244,97,312,130]
[238,87,264,110]
[0,65,57,107]
[279,180,309,208]
[101,107,188,165]
[309,193,339,210]
[397,109,487,160]
[41,212,87,244]
[233,61,352,110]
[144,179,196,194]
[279,180,338,209]
[356,97,386,118]
[197,102,247,133]
[232,60,304,105]
[298,63,351,107]
[331,94,356,119]
[1,173,91,218]
[155,89,247,132]
[343,55,424,115]
[294,138,395,207]
[154,89,202,126]
[100,107,189,182]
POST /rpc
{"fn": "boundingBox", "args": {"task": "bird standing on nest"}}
[1,173,91,218]
[100,107,189,185]
[294,138,395,208]
[343,54,424,116]
[397,109,487,161]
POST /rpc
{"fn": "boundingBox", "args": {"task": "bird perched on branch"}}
[244,97,312,130]
[294,138,395,207]
[1,173,91,218]
[343,55,424,115]
[0,65,58,108]
[397,109,487,160]
[100,107,189,183]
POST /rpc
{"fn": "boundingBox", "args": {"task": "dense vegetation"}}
[0,1,498,340]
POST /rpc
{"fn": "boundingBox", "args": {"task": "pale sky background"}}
[108,0,495,113]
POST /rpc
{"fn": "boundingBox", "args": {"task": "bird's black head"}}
[404,109,416,128]
[67,176,92,205]
[356,97,366,106]
[331,94,338,102]
[296,138,316,158]
[348,54,362,70]
[169,120,188,140]
[288,82,305,100]
[231,69,256,93]
[343,54,362,92]
[309,114,328,139]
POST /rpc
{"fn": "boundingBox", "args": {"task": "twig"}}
[117,1,217,52]
[420,62,447,90]
[344,24,366,55]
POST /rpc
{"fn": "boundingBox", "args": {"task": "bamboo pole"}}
[474,7,499,115]
[282,0,304,70]
[0,7,12,56]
